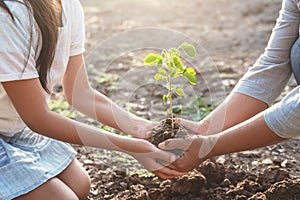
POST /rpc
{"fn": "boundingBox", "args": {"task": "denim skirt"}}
[0,127,77,200]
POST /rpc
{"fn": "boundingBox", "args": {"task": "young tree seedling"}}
[144,42,197,133]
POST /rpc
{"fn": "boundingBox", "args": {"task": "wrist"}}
[197,135,218,160]
[125,137,153,154]
[197,119,210,135]
[198,117,226,136]
[131,119,157,138]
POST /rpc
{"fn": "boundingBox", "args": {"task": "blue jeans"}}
[291,37,300,85]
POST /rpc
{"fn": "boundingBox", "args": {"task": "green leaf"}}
[186,67,196,75]
[157,57,163,68]
[161,51,167,59]
[175,88,185,96]
[170,70,179,78]
[158,68,167,76]
[172,105,182,114]
[197,98,208,107]
[183,71,197,85]
[166,60,175,71]
[180,42,196,58]
[154,73,164,81]
[144,53,160,65]
[172,56,184,70]
[168,48,180,56]
[163,95,169,104]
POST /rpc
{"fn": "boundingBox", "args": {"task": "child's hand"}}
[130,140,186,179]
[133,121,159,139]
[158,136,210,172]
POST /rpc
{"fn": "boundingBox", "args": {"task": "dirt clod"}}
[257,166,290,190]
[149,118,195,147]
[83,157,300,200]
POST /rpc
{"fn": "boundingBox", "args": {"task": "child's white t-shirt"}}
[0,0,85,136]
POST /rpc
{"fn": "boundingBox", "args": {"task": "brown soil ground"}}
[71,0,300,199]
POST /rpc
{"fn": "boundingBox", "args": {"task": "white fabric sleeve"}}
[233,0,300,105]
[69,0,85,56]
[264,86,300,138]
[0,6,39,82]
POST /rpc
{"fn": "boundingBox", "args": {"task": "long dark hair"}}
[0,0,59,93]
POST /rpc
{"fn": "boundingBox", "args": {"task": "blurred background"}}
[81,0,281,75]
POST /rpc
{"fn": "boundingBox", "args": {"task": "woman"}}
[159,0,300,172]
[0,0,182,199]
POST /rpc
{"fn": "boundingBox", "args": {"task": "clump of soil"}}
[249,179,300,200]
[148,118,195,147]
[86,159,300,200]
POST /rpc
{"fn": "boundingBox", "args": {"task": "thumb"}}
[175,118,200,133]
[156,149,177,164]
[158,138,192,151]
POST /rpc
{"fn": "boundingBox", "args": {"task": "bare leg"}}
[14,177,79,200]
[57,158,91,200]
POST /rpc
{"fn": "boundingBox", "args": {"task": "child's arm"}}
[2,77,182,179]
[62,54,155,139]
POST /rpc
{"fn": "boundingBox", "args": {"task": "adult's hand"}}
[130,139,186,179]
[158,135,214,172]
[175,118,213,136]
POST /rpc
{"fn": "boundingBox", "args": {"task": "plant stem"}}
[168,76,174,134]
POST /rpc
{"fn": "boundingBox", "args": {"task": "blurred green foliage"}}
[172,97,213,121]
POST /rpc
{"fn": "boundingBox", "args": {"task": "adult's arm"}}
[180,0,300,136]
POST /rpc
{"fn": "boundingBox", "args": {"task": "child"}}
[159,0,300,172]
[0,0,182,199]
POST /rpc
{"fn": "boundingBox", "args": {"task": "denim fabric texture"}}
[291,37,300,84]
[0,128,76,200]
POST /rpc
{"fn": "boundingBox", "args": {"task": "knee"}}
[58,159,91,200]
[76,171,91,200]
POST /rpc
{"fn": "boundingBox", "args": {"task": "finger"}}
[142,153,176,172]
[146,121,159,131]
[165,156,190,172]
[154,149,178,165]
[144,122,159,138]
[158,138,193,151]
[154,171,176,180]
[175,118,200,133]
[154,167,187,179]
[155,172,181,180]
[160,168,187,177]
[166,163,178,170]
[168,155,198,173]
